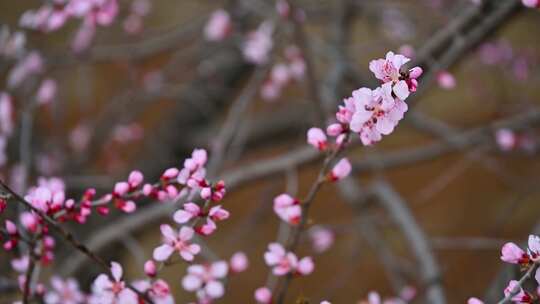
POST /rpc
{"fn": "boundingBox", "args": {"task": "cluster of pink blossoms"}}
[20,0,119,52]
[0,147,234,303]
[467,235,540,303]
[261,46,306,101]
[308,52,422,146]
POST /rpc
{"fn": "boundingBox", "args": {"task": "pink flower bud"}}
[297,256,314,275]
[199,187,211,201]
[307,127,327,151]
[113,182,129,196]
[501,242,528,264]
[436,71,456,89]
[142,184,154,196]
[230,252,249,273]
[144,260,157,277]
[329,158,351,181]
[128,170,144,188]
[522,0,540,8]
[20,212,38,233]
[36,78,57,105]
[255,287,272,304]
[162,168,179,180]
[326,123,343,137]
[5,220,17,234]
[120,200,136,213]
[409,66,423,79]
[468,297,484,304]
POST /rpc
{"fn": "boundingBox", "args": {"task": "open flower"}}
[132,279,173,304]
[91,262,137,304]
[44,277,85,304]
[273,194,301,225]
[153,225,200,262]
[182,261,229,301]
[264,243,314,276]
[255,287,272,304]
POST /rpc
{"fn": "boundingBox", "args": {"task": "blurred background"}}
[1,0,540,303]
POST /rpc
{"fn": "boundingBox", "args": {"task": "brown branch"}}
[0,179,154,304]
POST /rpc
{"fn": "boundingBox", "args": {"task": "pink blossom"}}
[329,158,351,181]
[504,280,531,303]
[11,255,29,273]
[208,205,230,221]
[182,261,229,301]
[153,224,200,262]
[264,243,297,276]
[3,220,18,250]
[501,242,529,264]
[522,0,540,8]
[198,218,217,236]
[264,242,314,276]
[132,279,173,304]
[173,202,201,224]
[273,193,301,225]
[467,298,484,304]
[367,291,381,304]
[307,127,328,151]
[309,226,334,253]
[230,252,249,273]
[144,260,156,277]
[297,256,314,275]
[72,20,96,53]
[369,51,410,83]
[321,302,331,304]
[128,170,144,189]
[326,123,344,137]
[204,9,232,41]
[36,78,57,105]
[254,287,272,304]
[44,277,85,304]
[162,167,179,180]
[243,22,274,65]
[7,51,43,88]
[20,212,40,233]
[271,63,290,85]
[496,129,516,151]
[91,262,138,304]
[436,71,456,89]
